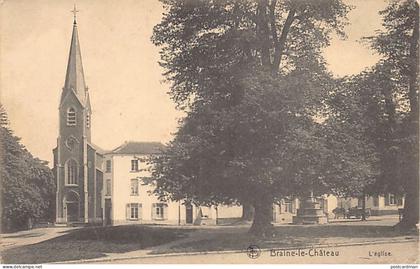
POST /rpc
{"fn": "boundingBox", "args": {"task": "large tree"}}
[0,105,55,232]
[151,0,376,235]
[363,0,419,229]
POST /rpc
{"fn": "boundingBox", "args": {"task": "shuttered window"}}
[152,203,168,220]
[126,203,142,220]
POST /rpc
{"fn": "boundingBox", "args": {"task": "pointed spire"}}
[62,6,86,106]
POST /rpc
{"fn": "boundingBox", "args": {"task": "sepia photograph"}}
[0,0,418,266]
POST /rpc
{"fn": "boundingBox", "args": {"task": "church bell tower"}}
[53,6,100,224]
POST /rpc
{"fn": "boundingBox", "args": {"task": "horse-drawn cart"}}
[332,207,371,219]
[346,207,371,219]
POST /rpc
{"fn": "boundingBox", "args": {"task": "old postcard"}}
[0,0,418,266]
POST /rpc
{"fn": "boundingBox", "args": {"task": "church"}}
[53,16,105,224]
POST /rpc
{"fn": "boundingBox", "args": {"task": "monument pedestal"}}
[293,194,328,224]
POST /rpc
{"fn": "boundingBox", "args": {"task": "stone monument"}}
[293,191,328,224]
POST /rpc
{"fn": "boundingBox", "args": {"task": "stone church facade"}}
[53,18,104,224]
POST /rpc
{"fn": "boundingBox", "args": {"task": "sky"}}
[0,0,387,166]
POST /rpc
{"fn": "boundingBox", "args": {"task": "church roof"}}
[109,141,166,155]
[87,142,107,155]
[61,20,87,107]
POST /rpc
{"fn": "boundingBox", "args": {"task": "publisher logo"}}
[247,245,261,259]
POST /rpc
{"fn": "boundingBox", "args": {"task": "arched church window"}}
[66,159,78,185]
[67,107,76,126]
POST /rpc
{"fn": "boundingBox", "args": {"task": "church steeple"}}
[54,6,100,226]
[61,7,87,107]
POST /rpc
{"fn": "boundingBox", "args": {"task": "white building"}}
[101,141,242,225]
[336,194,404,216]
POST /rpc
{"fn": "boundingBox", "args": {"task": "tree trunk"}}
[407,2,419,121]
[241,202,255,221]
[399,1,419,231]
[256,0,272,68]
[400,178,419,229]
[249,197,273,237]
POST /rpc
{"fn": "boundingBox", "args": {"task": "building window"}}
[131,159,139,171]
[105,160,111,173]
[106,179,111,196]
[373,196,379,207]
[67,107,76,126]
[385,193,397,206]
[127,203,141,220]
[152,203,168,220]
[65,159,78,185]
[389,194,396,205]
[284,202,292,213]
[86,113,90,128]
[130,179,139,196]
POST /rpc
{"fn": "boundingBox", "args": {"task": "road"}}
[0,227,74,252]
[99,241,419,264]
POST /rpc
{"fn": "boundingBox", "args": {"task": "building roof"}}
[60,20,87,107]
[87,142,107,155]
[109,141,166,155]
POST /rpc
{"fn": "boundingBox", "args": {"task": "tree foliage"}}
[362,0,419,228]
[0,105,55,232]
[151,0,377,235]
[153,0,351,109]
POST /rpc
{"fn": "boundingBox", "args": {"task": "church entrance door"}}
[64,191,80,223]
[66,202,79,222]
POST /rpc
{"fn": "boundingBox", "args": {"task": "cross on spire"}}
[63,3,86,106]
[71,4,79,24]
